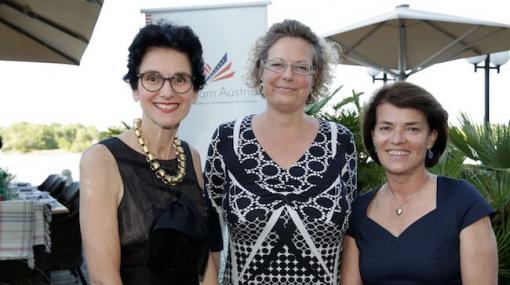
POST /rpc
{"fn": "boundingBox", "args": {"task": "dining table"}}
[0,182,69,268]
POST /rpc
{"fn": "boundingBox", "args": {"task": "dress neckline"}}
[364,176,442,239]
[247,115,323,171]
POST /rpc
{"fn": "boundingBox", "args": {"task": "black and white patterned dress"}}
[204,115,357,285]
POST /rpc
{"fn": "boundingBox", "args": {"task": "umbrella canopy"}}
[325,4,510,80]
[0,0,103,65]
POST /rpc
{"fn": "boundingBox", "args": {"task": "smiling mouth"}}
[154,103,178,110]
[386,150,410,156]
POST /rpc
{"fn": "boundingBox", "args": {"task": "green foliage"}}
[306,88,385,192]
[0,167,15,199]
[0,122,99,153]
[448,115,510,282]
[98,121,130,140]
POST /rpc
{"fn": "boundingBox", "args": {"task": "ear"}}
[132,89,140,102]
[190,90,199,104]
[427,129,438,149]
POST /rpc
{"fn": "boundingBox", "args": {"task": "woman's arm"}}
[191,146,219,285]
[201,252,219,285]
[460,216,498,285]
[340,235,363,285]
[80,144,123,285]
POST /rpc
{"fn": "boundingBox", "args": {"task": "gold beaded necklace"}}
[133,118,186,186]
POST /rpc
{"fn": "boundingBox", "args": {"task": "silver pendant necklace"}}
[387,174,430,216]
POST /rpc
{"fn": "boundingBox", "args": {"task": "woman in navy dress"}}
[204,19,357,284]
[341,81,498,284]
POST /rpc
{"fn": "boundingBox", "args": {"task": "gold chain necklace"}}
[387,174,430,216]
[133,118,186,186]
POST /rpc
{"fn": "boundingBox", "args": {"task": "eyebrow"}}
[379,121,424,126]
[267,58,312,64]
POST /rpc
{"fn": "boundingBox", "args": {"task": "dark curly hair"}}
[362,81,449,167]
[123,22,206,91]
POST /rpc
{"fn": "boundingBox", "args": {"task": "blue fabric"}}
[347,176,495,285]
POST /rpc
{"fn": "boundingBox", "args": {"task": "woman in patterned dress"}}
[204,19,357,285]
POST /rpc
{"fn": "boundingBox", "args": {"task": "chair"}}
[37,174,60,191]
[50,188,87,284]
[56,181,80,207]
[44,176,67,198]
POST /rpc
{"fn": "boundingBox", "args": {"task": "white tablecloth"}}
[0,200,51,268]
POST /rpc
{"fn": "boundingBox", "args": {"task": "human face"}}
[372,103,437,177]
[132,47,197,129]
[260,37,314,112]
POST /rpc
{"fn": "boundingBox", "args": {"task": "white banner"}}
[142,1,270,162]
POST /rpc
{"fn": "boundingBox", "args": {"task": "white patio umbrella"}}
[324,4,510,80]
[0,0,103,65]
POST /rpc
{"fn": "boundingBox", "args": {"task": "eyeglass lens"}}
[139,72,193,93]
[262,59,314,75]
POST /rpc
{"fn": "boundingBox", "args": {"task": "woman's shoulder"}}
[438,176,480,196]
[213,115,255,136]
[438,176,492,208]
[319,119,354,138]
[352,189,377,211]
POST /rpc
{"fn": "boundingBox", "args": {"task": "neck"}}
[258,109,312,133]
[135,119,178,159]
[386,170,430,199]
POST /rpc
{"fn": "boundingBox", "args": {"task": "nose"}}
[389,129,405,144]
[281,63,295,80]
[159,79,174,98]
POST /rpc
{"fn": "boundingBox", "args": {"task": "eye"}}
[379,126,391,131]
[293,64,311,73]
[407,127,420,132]
[144,72,161,83]
[267,60,285,70]
[173,74,190,84]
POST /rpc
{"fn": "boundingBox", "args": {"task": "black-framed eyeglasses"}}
[137,72,193,93]
[261,59,315,75]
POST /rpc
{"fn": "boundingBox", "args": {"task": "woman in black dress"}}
[80,23,217,285]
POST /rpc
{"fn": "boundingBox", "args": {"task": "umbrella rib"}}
[408,26,480,77]
[4,0,90,43]
[424,20,484,55]
[348,22,385,51]
[334,22,399,77]
[336,42,399,78]
[0,17,78,64]
[436,27,508,63]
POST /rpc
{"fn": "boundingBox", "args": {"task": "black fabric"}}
[147,192,209,275]
[99,137,207,285]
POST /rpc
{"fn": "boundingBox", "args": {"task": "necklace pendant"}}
[396,208,403,216]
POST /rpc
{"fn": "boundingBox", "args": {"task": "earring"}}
[258,81,264,95]
[427,149,433,159]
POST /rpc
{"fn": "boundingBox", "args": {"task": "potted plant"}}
[0,167,14,200]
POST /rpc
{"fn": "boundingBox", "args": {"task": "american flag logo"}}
[204,53,235,82]
[145,14,152,25]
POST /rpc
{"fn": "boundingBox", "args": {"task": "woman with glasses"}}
[204,19,357,284]
[80,23,218,285]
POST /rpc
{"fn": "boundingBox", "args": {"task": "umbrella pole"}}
[398,20,407,81]
[484,55,490,124]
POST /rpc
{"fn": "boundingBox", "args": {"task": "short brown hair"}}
[362,81,449,167]
[246,19,339,104]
